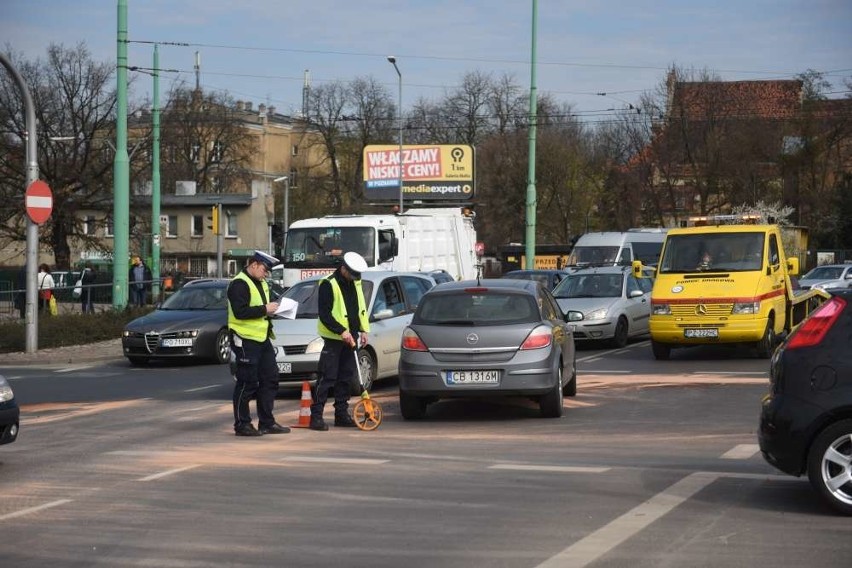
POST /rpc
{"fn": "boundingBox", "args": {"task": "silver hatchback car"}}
[271,271,435,391]
[398,279,576,419]
[552,266,652,347]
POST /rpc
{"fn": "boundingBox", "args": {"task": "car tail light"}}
[785,296,846,350]
[464,287,488,293]
[520,326,553,350]
[401,327,428,351]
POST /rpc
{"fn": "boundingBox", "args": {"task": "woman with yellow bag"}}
[37,263,57,315]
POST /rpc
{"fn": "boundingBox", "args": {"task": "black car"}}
[758,288,852,515]
[121,279,231,365]
[0,375,20,446]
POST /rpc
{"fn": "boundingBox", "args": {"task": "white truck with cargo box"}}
[277,208,479,289]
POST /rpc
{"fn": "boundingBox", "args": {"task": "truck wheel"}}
[651,340,671,360]
[806,420,852,515]
[755,317,775,359]
[399,391,427,420]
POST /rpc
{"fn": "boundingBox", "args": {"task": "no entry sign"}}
[25,180,53,224]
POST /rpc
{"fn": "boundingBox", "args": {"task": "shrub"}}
[0,307,153,353]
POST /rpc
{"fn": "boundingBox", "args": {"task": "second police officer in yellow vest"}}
[310,252,370,430]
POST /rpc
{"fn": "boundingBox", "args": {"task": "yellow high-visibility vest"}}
[317,275,370,340]
[227,271,272,342]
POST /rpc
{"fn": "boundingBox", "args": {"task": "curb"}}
[0,339,124,367]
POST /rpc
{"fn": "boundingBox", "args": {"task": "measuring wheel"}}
[352,396,383,431]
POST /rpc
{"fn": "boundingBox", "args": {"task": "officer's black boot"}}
[309,414,329,431]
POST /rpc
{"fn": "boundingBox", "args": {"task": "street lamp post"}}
[387,56,403,214]
[274,175,291,253]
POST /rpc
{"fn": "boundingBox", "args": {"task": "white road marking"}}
[579,356,602,363]
[280,456,388,465]
[697,371,767,376]
[183,384,222,392]
[490,464,611,474]
[183,403,224,412]
[575,369,631,374]
[54,364,96,374]
[536,472,717,568]
[720,444,760,460]
[138,464,201,481]
[0,499,73,521]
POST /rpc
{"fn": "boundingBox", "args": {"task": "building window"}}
[225,211,238,237]
[104,216,113,237]
[190,142,201,163]
[166,215,178,237]
[289,168,298,188]
[191,214,204,237]
[291,145,298,157]
[226,259,237,277]
[82,215,94,235]
[210,140,224,163]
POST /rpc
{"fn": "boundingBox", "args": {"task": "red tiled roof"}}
[671,80,802,120]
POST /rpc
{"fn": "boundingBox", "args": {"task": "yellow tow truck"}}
[633,216,829,359]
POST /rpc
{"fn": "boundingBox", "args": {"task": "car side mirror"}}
[632,260,644,279]
[628,289,644,298]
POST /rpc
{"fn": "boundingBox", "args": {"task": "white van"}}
[566,229,667,268]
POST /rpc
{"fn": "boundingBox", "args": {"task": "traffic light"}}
[207,205,219,235]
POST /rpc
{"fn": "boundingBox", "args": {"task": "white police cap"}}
[252,250,279,270]
[342,251,368,276]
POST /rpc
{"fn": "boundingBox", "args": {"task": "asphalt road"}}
[1,339,849,567]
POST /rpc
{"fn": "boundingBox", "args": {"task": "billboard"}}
[362,144,474,201]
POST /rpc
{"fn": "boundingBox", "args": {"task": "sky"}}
[3,0,851,125]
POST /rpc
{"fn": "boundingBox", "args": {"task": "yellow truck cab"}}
[634,218,828,360]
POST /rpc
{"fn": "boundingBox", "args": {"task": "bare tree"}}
[0,42,133,268]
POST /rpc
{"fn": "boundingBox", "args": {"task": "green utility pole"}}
[151,44,161,298]
[113,0,130,308]
[524,0,539,270]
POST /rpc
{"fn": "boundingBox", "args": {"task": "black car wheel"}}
[755,316,776,359]
[611,317,629,348]
[651,340,671,360]
[214,328,230,364]
[562,353,577,397]
[807,419,852,515]
[399,390,427,420]
[350,349,377,395]
[540,366,564,418]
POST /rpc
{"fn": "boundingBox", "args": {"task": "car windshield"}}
[803,266,843,280]
[282,279,374,319]
[160,286,227,310]
[658,232,765,273]
[415,290,539,325]
[566,246,620,266]
[553,274,623,299]
[283,227,375,268]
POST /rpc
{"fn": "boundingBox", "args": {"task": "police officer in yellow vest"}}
[227,250,290,437]
[310,252,370,430]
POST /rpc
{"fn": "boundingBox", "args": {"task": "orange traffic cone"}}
[291,381,313,428]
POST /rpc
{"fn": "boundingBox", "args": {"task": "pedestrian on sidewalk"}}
[80,262,97,314]
[37,264,55,314]
[128,256,152,307]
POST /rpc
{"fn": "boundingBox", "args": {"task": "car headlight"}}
[122,330,131,337]
[0,377,14,403]
[732,301,760,315]
[567,311,584,322]
[652,303,671,315]
[175,330,199,338]
[305,337,325,354]
[585,308,608,321]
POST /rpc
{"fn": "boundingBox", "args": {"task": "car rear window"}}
[415,291,539,325]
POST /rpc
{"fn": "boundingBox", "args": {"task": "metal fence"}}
[0,278,174,320]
